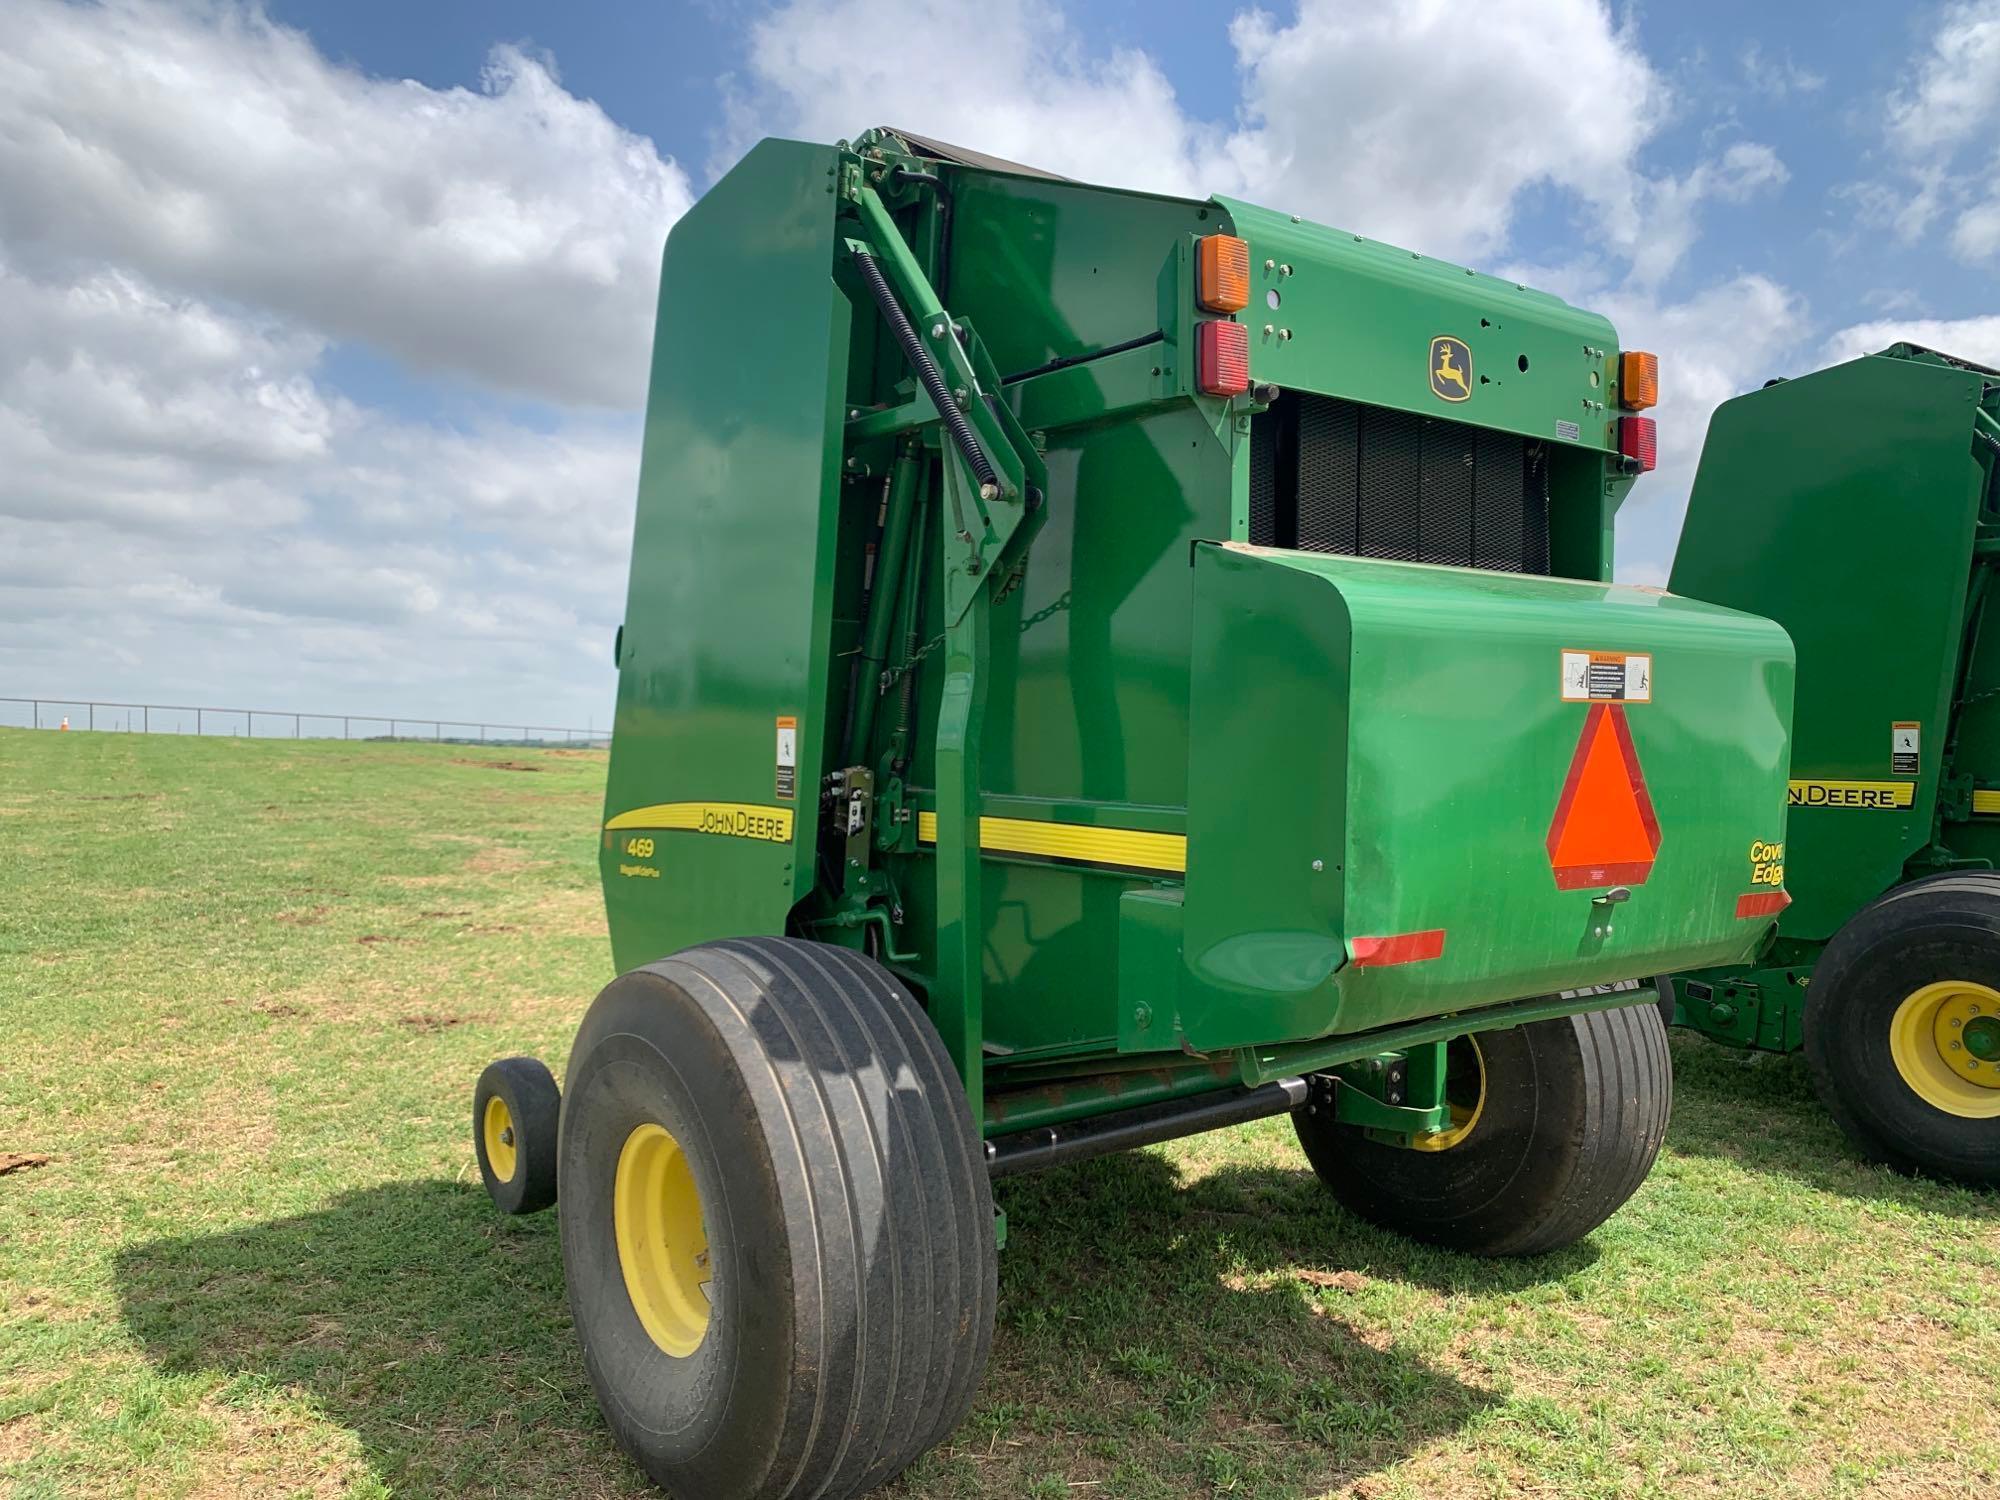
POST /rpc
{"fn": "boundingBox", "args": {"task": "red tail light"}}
[1197,320,1249,396]
[1619,415,1657,471]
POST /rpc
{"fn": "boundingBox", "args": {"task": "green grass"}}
[1,727,1996,1499]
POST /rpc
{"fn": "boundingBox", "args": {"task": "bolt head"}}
[1311,858,1325,872]
[500,1127,515,1147]
[1951,1040,1964,1051]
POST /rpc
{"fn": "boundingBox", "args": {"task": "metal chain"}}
[1018,589,1073,631]
[878,588,1072,692]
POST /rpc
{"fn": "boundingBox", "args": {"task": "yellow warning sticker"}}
[1787,779,1914,809]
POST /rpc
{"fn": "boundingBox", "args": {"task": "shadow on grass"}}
[981,1150,1517,1495]
[115,1161,1506,1499]
[114,1181,632,1497]
[1661,1034,2000,1219]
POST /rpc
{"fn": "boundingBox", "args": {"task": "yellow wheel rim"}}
[1889,981,2000,1119]
[1412,1036,1487,1152]
[614,1122,712,1357]
[482,1095,518,1182]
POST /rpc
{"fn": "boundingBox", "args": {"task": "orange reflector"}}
[1546,703,1661,890]
[1350,929,1446,967]
[1619,350,1659,410]
[1197,234,1251,313]
[1197,319,1250,396]
[1735,890,1791,920]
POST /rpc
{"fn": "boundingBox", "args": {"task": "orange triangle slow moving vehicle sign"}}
[1546,702,1660,890]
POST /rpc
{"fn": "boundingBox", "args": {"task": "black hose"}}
[851,251,1000,495]
[1000,330,1164,386]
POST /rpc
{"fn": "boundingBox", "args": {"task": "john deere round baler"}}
[1666,341,2000,1186]
[471,129,1795,1500]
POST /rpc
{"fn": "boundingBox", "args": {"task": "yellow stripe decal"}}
[1787,779,1915,810]
[605,802,794,842]
[915,811,1186,873]
[1974,790,2000,817]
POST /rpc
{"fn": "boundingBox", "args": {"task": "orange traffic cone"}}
[59,717,68,731]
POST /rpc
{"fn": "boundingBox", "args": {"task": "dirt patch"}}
[397,1013,483,1034]
[454,758,542,772]
[70,791,165,802]
[0,1152,52,1176]
[253,1002,305,1019]
[275,906,329,925]
[419,909,470,919]
[466,845,530,875]
[356,934,407,945]
[1297,1268,1369,1293]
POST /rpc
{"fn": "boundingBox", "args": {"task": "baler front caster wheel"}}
[473,1056,561,1215]
[1292,1002,1672,1256]
[558,938,997,1500]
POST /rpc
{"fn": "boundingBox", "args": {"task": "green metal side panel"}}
[599,139,848,974]
[1183,544,1795,1049]
[1670,353,1989,941]
[1215,198,1623,455]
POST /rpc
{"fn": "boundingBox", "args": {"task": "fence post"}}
[295,713,300,739]
[32,700,38,730]
[143,705,148,733]
[88,703,94,731]
[196,708,202,735]
[434,721,441,742]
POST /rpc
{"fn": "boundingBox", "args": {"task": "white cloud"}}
[0,2,662,725]
[1594,276,1809,582]
[1629,142,1788,289]
[0,0,692,408]
[1820,314,2000,369]
[726,0,1679,269]
[1871,1,2000,265]
[1887,1,2000,155]
[1740,43,1825,99]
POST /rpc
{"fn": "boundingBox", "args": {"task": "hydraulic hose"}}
[851,250,1001,499]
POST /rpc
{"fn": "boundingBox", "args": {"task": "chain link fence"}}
[0,697,606,748]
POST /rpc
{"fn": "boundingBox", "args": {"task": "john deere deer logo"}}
[1430,335,1472,402]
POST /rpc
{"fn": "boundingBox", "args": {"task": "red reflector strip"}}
[1553,859,1658,891]
[1619,415,1657,471]
[1350,928,1446,967]
[1197,319,1249,396]
[1735,890,1791,920]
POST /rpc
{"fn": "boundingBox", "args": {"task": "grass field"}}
[2,727,1997,1499]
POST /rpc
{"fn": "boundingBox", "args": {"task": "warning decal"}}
[1891,721,1920,776]
[1561,649,1652,703]
[775,715,797,800]
[1547,702,1661,890]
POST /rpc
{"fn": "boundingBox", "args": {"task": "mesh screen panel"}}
[1249,392,1551,575]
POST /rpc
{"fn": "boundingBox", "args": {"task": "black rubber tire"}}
[474,1055,561,1215]
[558,937,996,1500]
[1293,1002,1672,1256]
[1803,873,2000,1185]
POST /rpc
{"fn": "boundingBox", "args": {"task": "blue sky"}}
[3,0,1997,729]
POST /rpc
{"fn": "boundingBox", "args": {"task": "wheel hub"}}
[1411,1036,1487,1153]
[1890,981,2000,1118]
[614,1122,712,1357]
[482,1095,518,1182]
